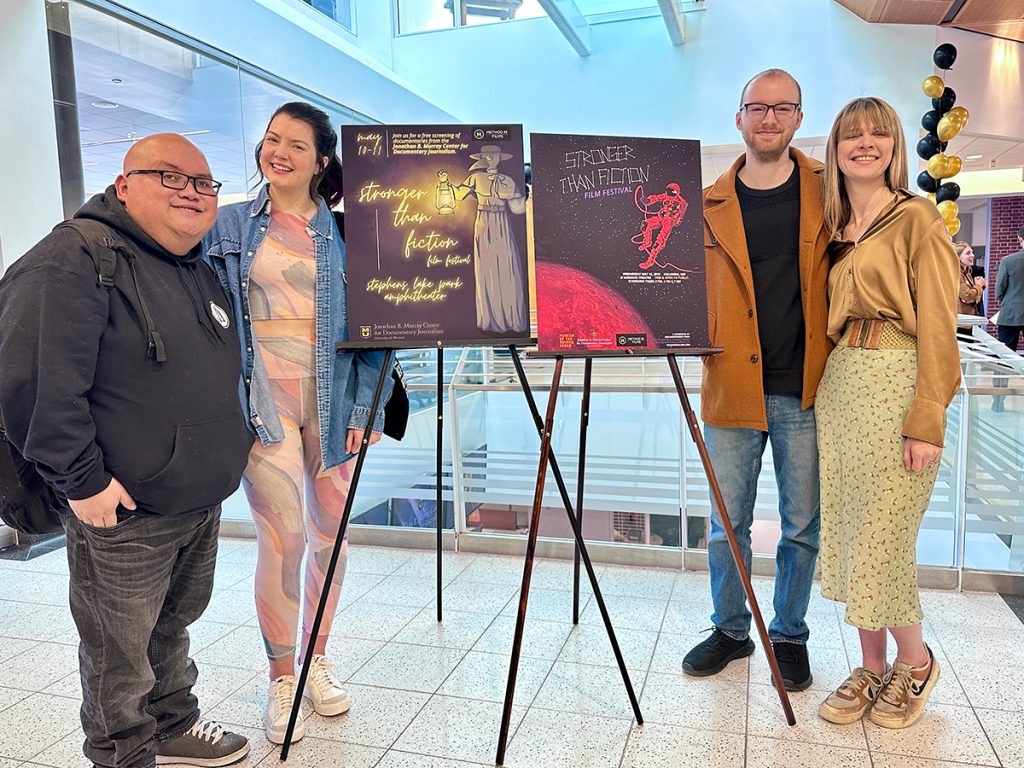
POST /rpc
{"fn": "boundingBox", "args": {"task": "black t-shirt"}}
[736,163,804,394]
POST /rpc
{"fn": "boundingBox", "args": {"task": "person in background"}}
[815,97,959,730]
[954,242,986,317]
[203,102,393,744]
[992,226,1024,411]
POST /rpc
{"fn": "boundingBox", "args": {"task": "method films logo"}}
[471,126,513,142]
[616,333,648,347]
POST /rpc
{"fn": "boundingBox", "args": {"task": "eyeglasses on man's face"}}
[741,102,801,121]
[126,169,223,197]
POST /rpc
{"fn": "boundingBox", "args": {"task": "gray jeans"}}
[63,507,221,768]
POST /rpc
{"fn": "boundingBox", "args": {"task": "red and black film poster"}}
[531,133,708,352]
[340,124,531,346]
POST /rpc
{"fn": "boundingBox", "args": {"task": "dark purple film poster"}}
[531,133,708,352]
[340,124,531,346]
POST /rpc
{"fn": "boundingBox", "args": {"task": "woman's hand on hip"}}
[346,428,381,455]
[903,437,941,473]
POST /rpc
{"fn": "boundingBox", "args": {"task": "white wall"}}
[0,0,64,271]
[389,0,936,153]
[937,26,1023,141]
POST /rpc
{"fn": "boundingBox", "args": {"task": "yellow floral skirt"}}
[816,328,940,631]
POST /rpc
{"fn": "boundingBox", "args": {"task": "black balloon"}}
[932,87,956,114]
[921,110,940,133]
[916,135,942,160]
[917,171,939,192]
[933,43,958,70]
[936,182,961,203]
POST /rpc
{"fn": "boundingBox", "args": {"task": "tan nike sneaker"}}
[869,645,940,730]
[819,666,887,725]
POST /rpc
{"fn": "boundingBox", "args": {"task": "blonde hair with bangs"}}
[823,97,909,240]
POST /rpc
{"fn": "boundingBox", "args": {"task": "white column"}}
[0,0,64,273]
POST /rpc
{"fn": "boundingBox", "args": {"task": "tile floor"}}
[0,539,1022,767]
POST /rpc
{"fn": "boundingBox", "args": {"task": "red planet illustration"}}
[536,262,656,352]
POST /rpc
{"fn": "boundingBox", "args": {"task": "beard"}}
[750,142,788,163]
[742,123,796,164]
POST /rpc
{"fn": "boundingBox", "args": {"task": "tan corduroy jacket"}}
[701,147,831,430]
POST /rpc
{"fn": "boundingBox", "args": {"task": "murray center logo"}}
[209,301,230,329]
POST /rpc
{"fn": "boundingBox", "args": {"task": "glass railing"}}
[218,328,1024,584]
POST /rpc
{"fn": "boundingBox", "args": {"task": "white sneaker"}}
[303,655,350,716]
[266,675,305,745]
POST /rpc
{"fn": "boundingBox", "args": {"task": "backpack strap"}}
[56,219,118,292]
[56,219,167,363]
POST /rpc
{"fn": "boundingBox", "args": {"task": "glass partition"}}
[56,0,370,210]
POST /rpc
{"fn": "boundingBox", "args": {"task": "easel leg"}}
[507,345,583,553]
[496,357,564,765]
[666,354,796,726]
[572,357,593,624]
[500,353,644,767]
[279,350,396,760]
[437,345,444,623]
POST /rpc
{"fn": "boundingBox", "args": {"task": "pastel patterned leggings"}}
[243,336,354,667]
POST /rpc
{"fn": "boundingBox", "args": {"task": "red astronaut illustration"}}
[632,182,688,269]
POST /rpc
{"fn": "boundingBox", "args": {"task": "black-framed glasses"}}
[126,169,222,196]
[741,102,801,121]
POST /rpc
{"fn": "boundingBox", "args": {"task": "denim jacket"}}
[202,185,392,469]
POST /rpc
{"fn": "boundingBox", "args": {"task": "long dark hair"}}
[254,101,343,208]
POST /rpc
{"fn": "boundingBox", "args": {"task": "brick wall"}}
[987,195,1024,350]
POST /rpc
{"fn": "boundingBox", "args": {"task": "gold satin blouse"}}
[826,192,961,446]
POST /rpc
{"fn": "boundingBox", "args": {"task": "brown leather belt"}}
[841,318,916,350]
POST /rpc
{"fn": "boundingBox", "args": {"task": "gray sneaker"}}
[155,718,250,766]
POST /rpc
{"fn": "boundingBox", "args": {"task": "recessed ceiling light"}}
[111,78,123,84]
[90,101,119,109]
[965,154,983,161]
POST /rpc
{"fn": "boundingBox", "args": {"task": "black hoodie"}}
[0,188,253,515]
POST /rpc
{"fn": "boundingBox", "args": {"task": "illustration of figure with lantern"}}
[436,145,528,334]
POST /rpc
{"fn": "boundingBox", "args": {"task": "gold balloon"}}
[922,75,945,98]
[946,217,961,236]
[947,155,963,177]
[937,200,959,222]
[937,114,964,142]
[926,192,937,203]
[928,153,951,179]
[948,106,969,126]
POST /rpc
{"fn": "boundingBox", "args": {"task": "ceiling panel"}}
[956,0,1024,24]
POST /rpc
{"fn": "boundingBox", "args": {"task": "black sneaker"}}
[155,718,250,766]
[771,641,813,691]
[682,628,755,676]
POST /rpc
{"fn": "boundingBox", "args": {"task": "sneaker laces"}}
[185,718,225,745]
[879,665,914,707]
[773,643,800,664]
[271,676,298,713]
[311,656,342,690]
[837,667,879,698]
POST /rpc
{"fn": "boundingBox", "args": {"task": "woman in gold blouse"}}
[814,97,960,730]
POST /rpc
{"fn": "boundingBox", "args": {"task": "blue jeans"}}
[63,507,220,768]
[705,394,820,643]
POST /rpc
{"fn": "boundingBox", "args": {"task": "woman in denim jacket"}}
[203,102,392,744]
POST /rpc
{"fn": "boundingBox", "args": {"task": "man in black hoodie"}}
[0,134,254,768]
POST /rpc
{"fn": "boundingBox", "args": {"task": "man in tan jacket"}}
[682,69,830,690]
